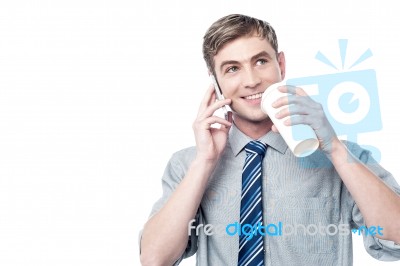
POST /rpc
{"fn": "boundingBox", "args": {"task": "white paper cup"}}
[261,82,319,157]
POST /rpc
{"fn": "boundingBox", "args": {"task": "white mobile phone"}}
[210,75,229,120]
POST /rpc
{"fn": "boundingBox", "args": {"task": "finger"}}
[271,95,286,108]
[198,98,232,120]
[198,84,216,114]
[275,105,309,119]
[283,115,310,126]
[272,94,312,109]
[278,85,308,96]
[199,116,232,129]
[271,94,292,108]
[208,90,217,106]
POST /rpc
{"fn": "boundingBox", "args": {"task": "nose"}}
[242,68,261,89]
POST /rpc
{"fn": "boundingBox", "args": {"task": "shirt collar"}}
[228,123,288,157]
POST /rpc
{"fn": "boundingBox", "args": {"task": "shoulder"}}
[172,145,197,157]
[168,145,197,169]
[171,146,197,160]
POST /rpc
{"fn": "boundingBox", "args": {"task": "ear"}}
[277,52,286,80]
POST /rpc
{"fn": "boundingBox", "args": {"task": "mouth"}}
[243,92,263,100]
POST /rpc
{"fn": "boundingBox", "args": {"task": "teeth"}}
[244,93,263,100]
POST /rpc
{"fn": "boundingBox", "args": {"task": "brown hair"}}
[202,14,278,74]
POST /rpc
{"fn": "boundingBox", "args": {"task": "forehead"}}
[213,35,275,67]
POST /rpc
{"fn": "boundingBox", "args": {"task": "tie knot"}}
[245,140,267,157]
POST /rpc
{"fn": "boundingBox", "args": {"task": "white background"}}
[0,0,399,265]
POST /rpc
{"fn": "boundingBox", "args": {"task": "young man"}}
[140,14,400,265]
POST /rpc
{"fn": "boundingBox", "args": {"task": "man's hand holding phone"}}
[192,81,232,163]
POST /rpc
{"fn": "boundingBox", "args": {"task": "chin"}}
[253,117,270,124]
[233,112,270,123]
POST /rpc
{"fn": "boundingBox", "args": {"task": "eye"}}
[256,59,267,65]
[226,66,239,73]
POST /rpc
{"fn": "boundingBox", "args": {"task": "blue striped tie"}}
[238,140,267,266]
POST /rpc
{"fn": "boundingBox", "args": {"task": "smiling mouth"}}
[244,93,263,100]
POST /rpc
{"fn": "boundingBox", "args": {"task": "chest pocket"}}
[269,196,340,254]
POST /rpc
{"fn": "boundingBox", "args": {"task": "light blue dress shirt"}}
[147,124,400,265]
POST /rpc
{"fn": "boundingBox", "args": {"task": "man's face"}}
[213,34,286,125]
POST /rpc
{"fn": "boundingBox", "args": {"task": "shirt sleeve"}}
[347,142,400,261]
[139,148,199,264]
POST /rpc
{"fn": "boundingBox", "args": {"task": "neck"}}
[233,117,273,140]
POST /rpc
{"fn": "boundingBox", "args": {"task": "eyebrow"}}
[219,51,274,72]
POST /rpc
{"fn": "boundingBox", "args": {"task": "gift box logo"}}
[287,39,382,162]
